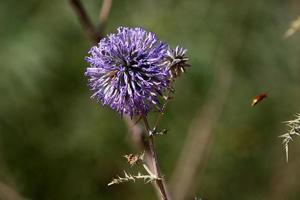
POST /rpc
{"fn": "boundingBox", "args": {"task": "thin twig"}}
[170,4,249,198]
[283,16,300,39]
[170,65,233,200]
[0,182,25,200]
[142,115,171,200]
[153,90,173,131]
[69,0,102,43]
[267,152,300,200]
[99,0,113,37]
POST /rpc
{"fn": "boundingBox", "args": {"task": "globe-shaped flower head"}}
[85,27,170,117]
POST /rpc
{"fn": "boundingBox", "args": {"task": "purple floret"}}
[85,27,170,117]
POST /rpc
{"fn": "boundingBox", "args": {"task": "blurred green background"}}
[0,0,300,199]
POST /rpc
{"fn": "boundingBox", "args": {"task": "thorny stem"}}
[142,115,170,200]
[153,89,173,131]
[153,80,173,131]
[70,1,171,199]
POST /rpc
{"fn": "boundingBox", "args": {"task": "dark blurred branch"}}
[98,0,112,37]
[69,0,106,43]
[0,146,26,200]
[170,5,250,199]
[267,158,300,200]
[0,182,25,200]
[170,64,233,200]
[124,115,147,150]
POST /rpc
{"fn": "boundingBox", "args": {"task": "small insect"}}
[124,154,139,166]
[123,152,144,166]
[251,93,267,106]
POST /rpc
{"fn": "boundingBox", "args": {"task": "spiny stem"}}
[142,115,170,200]
[154,89,173,131]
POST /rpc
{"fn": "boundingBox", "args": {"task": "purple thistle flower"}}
[85,27,170,117]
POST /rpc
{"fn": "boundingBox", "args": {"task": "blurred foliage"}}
[0,0,300,200]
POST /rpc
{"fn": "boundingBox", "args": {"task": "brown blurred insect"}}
[251,93,267,106]
[123,152,144,166]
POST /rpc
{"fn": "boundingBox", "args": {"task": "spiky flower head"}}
[85,27,170,117]
[164,46,190,79]
[279,113,300,162]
